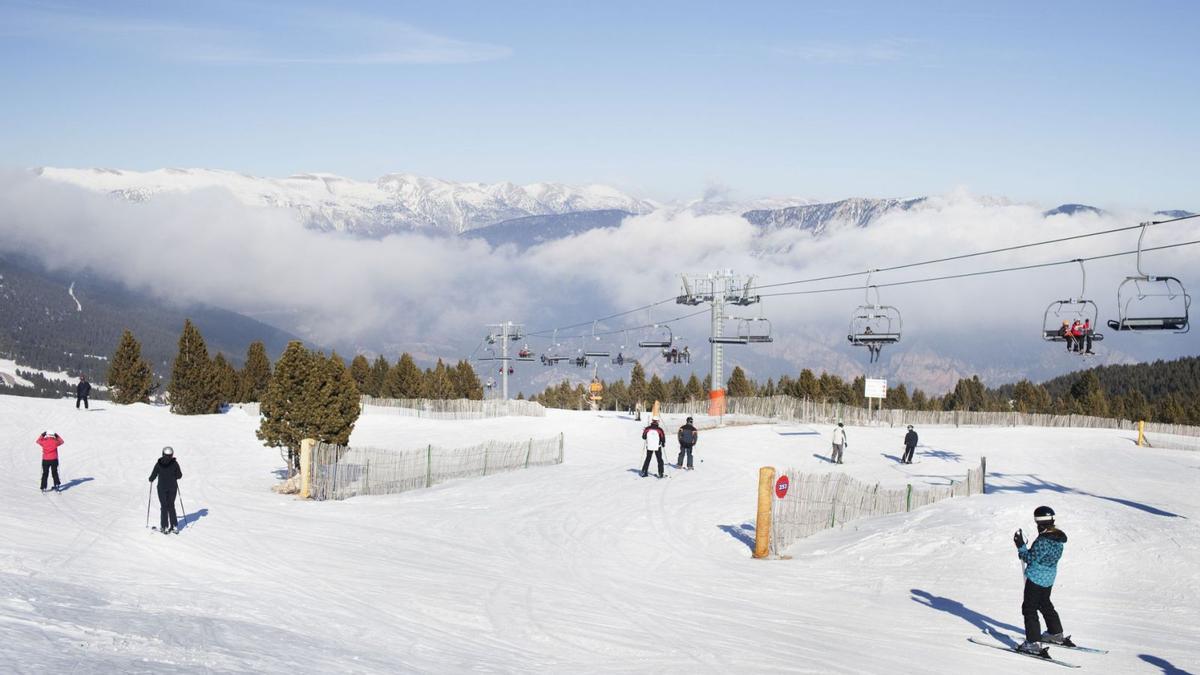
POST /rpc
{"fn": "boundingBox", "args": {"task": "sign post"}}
[864,378,888,418]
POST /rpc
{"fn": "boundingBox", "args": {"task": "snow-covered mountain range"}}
[36,167,656,237]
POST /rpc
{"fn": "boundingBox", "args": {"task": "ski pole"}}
[177,487,186,528]
[145,482,153,528]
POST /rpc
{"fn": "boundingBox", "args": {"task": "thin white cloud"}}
[773,38,916,65]
[0,4,511,65]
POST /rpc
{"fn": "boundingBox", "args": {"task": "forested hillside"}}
[0,253,299,381]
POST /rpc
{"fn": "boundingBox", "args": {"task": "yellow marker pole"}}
[1137,420,1145,447]
[753,466,776,559]
[299,438,315,499]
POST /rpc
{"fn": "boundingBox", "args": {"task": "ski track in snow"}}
[67,282,82,311]
[0,396,1198,673]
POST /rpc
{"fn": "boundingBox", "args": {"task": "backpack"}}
[678,426,697,446]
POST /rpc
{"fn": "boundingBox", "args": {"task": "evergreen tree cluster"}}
[350,353,483,400]
[257,341,362,455]
[530,357,1200,424]
[148,320,277,414]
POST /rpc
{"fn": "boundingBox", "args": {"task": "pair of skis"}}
[968,632,1106,668]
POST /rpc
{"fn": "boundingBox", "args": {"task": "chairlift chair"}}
[846,274,902,346]
[638,324,674,349]
[743,317,774,343]
[1107,225,1190,332]
[516,343,535,362]
[1042,260,1105,343]
[583,322,612,358]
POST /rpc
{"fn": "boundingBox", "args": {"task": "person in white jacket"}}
[831,422,847,464]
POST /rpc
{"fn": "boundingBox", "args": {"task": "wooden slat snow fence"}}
[767,459,986,557]
[360,396,546,420]
[662,395,1200,438]
[310,433,564,501]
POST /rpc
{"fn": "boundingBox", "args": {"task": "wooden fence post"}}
[525,438,532,469]
[1137,420,1145,447]
[980,457,987,494]
[425,444,433,488]
[752,466,776,559]
[299,438,315,499]
[906,483,913,512]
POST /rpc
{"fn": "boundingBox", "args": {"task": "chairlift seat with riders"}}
[1106,223,1191,333]
[1041,260,1105,343]
[847,274,902,348]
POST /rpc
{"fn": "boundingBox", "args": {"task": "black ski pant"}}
[902,445,916,463]
[158,484,179,530]
[676,444,694,469]
[76,394,88,409]
[40,459,60,490]
[641,448,663,477]
[1022,578,1063,643]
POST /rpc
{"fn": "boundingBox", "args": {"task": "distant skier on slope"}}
[1013,505,1074,657]
[676,416,699,470]
[149,447,183,533]
[901,425,918,464]
[640,417,665,478]
[37,432,64,492]
[831,422,847,464]
[76,375,91,410]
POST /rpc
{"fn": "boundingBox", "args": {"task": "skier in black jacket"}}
[676,417,699,470]
[149,447,183,533]
[76,375,91,410]
[901,425,918,464]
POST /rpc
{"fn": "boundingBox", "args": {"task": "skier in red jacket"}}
[37,432,64,492]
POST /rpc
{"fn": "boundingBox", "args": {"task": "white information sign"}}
[864,378,888,399]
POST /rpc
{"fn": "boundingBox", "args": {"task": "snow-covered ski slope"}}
[1,394,1197,673]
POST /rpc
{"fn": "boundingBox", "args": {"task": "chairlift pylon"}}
[1107,222,1191,333]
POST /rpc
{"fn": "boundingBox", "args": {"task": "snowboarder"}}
[149,446,183,533]
[37,431,64,492]
[831,422,847,464]
[676,416,699,470]
[76,375,91,410]
[1014,505,1073,657]
[901,425,918,464]
[641,417,665,478]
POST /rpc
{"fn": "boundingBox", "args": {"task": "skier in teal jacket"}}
[1013,505,1073,657]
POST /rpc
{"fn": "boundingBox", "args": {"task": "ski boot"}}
[639,471,648,478]
[1016,641,1050,658]
[1041,632,1076,648]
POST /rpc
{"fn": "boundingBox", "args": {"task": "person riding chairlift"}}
[1058,320,1073,351]
[1069,320,1084,353]
[863,326,881,364]
[1079,319,1094,355]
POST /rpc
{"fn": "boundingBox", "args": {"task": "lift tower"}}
[676,271,760,415]
[483,322,525,400]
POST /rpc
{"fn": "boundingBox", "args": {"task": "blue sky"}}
[1,0,1196,207]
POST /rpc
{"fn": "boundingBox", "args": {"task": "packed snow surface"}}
[1,395,1197,673]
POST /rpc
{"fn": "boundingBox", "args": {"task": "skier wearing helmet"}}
[149,447,183,533]
[676,416,699,470]
[1013,506,1073,657]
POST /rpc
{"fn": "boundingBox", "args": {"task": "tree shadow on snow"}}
[1139,654,1196,675]
[717,523,755,552]
[777,430,820,436]
[910,589,1022,645]
[271,467,292,480]
[178,508,210,530]
[986,472,1185,519]
[920,447,962,462]
[56,477,95,492]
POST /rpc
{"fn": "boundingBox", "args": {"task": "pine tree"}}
[384,353,424,398]
[647,374,668,405]
[667,375,686,403]
[798,369,820,400]
[212,353,239,404]
[629,362,647,408]
[452,359,483,399]
[422,359,456,399]
[762,377,776,397]
[888,383,911,409]
[307,352,361,446]
[349,355,371,394]
[106,329,154,404]
[726,366,753,398]
[366,356,390,397]
[258,341,314,454]
[239,341,273,403]
[168,320,223,415]
[685,374,704,401]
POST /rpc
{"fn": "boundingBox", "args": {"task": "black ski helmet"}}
[1034,505,1055,523]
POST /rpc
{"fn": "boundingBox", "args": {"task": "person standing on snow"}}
[149,447,183,533]
[901,425,918,464]
[831,422,847,464]
[37,432,64,492]
[76,375,91,410]
[1013,505,1073,657]
[641,418,666,478]
[676,416,699,470]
